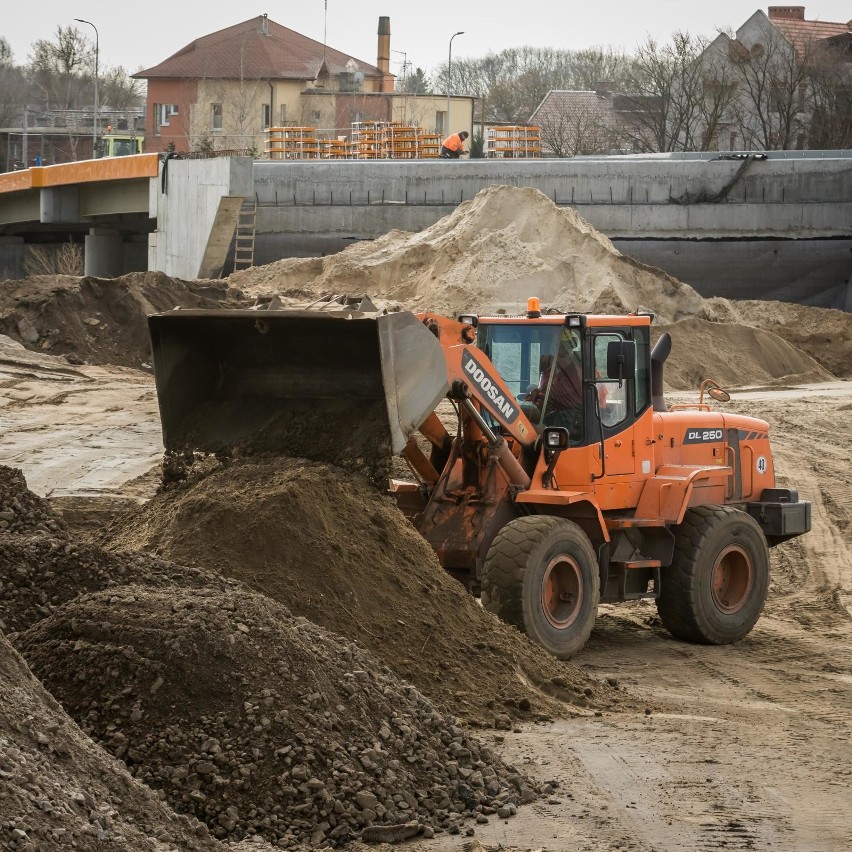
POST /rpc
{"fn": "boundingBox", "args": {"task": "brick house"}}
[133,14,473,155]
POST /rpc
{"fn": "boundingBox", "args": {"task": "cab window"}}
[593,332,629,429]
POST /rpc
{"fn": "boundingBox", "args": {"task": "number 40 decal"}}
[756,456,768,474]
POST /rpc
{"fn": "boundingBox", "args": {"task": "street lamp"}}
[74,18,98,157]
[447,31,464,134]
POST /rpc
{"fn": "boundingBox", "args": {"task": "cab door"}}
[588,329,648,477]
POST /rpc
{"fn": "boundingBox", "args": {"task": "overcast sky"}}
[4,2,851,76]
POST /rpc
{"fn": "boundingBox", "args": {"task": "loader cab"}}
[475,316,652,450]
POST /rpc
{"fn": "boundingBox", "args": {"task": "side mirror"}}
[606,340,635,381]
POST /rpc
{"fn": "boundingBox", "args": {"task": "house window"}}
[262,104,271,128]
[279,104,287,124]
[212,103,223,131]
[154,103,179,132]
[311,110,322,121]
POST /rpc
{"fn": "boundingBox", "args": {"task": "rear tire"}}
[657,506,769,644]
[481,516,599,659]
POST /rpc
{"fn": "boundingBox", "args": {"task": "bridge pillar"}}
[83,228,124,277]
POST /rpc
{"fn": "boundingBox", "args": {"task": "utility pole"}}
[74,18,99,157]
[447,32,464,134]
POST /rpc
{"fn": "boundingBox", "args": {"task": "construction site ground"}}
[1,187,850,851]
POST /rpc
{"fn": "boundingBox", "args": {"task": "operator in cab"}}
[440,130,469,158]
[538,329,583,431]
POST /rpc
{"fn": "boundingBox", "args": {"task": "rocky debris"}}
[17,585,540,847]
[0,467,68,539]
[0,534,233,636]
[103,457,618,726]
[0,630,240,852]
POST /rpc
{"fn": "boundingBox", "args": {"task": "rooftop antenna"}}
[323,0,328,60]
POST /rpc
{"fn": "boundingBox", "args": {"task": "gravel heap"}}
[0,466,68,538]
[0,465,231,636]
[104,457,617,726]
[1,466,545,846]
[0,632,240,852]
[18,584,539,847]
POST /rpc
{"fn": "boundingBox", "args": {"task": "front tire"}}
[481,516,600,659]
[657,505,769,644]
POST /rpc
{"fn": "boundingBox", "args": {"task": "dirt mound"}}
[103,457,618,725]
[19,584,541,847]
[0,271,246,368]
[655,319,835,390]
[725,299,852,379]
[0,466,68,538]
[0,630,231,850]
[0,535,233,636]
[228,186,705,323]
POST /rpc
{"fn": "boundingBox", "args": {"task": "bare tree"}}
[569,47,631,91]
[437,46,630,125]
[0,38,26,131]
[537,99,619,156]
[725,26,815,150]
[800,37,852,149]
[98,67,144,113]
[29,26,89,111]
[622,32,709,152]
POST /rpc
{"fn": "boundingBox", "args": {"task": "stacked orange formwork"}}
[486,126,542,158]
[264,124,447,160]
[417,132,441,158]
[265,127,321,160]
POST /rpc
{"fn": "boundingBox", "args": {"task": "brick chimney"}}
[768,6,806,21]
[377,17,394,93]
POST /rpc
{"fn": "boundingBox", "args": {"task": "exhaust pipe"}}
[651,332,671,412]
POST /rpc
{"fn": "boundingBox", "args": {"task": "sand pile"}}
[103,457,617,725]
[654,319,834,390]
[18,585,539,847]
[0,271,246,368]
[3,186,849,390]
[228,185,706,323]
[711,299,852,379]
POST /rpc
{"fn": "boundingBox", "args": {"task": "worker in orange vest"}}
[440,130,469,159]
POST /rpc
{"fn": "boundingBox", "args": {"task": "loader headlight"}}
[544,427,570,450]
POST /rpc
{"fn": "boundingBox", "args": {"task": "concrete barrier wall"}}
[252,157,852,239]
[150,157,253,280]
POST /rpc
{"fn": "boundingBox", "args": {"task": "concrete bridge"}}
[0,151,849,309]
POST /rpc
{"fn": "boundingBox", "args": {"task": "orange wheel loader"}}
[148,295,810,658]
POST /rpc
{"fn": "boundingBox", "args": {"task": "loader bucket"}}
[147,308,449,469]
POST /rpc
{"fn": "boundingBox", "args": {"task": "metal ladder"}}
[233,199,257,270]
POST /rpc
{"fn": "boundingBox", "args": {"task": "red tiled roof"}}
[529,91,615,126]
[770,16,851,54]
[134,16,383,81]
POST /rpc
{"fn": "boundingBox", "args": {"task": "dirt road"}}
[2,342,850,851]
[422,385,852,852]
[0,337,161,499]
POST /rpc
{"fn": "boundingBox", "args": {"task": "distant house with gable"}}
[698,6,851,150]
[133,14,473,155]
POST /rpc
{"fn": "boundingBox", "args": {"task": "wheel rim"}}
[711,544,754,614]
[541,555,583,629]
